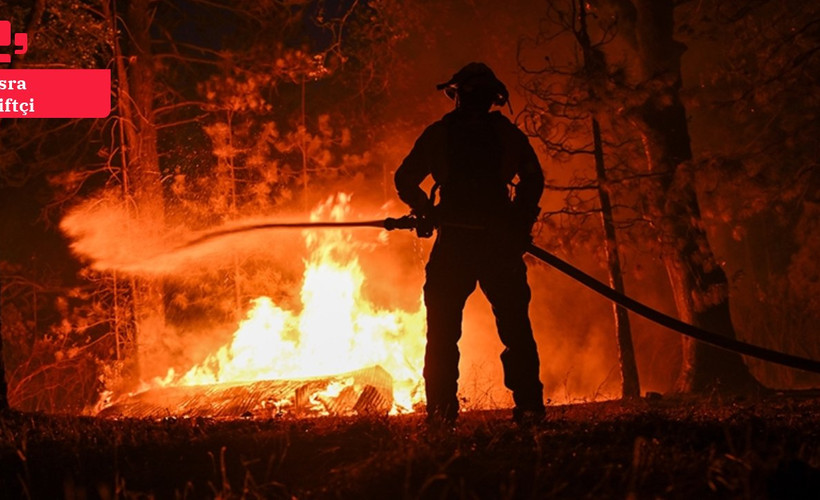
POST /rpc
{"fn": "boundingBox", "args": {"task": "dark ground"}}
[2,394,820,499]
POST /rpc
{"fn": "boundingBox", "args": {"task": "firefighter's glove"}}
[410,204,437,239]
[415,213,435,238]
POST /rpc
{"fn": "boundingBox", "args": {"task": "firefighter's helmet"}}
[436,62,509,108]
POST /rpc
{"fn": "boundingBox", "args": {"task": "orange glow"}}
[151,194,426,414]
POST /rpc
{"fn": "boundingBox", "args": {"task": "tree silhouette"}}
[522,0,767,394]
[520,0,641,398]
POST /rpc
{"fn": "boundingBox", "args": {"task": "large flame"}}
[159,194,426,413]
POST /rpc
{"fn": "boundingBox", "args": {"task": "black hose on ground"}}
[526,243,820,375]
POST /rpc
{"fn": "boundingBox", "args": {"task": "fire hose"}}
[180,215,820,374]
[523,244,820,375]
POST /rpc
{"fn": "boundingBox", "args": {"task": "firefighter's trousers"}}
[422,229,544,420]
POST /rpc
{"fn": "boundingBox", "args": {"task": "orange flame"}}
[158,194,426,413]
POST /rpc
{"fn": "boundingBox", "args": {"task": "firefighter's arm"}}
[394,127,436,215]
[513,137,545,222]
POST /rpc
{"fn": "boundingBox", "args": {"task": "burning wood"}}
[98,365,393,419]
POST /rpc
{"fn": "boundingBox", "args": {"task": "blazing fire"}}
[124,194,427,417]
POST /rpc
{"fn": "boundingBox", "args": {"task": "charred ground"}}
[2,394,819,499]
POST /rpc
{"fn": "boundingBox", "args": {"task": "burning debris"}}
[98,365,394,418]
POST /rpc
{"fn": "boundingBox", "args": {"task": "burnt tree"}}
[623,0,760,393]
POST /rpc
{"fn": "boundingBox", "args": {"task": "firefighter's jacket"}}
[394,109,543,229]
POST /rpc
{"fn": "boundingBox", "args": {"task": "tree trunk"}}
[629,0,760,394]
[592,119,641,398]
[578,0,641,398]
[113,0,167,383]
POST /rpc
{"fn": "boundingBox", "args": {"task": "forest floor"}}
[2,393,820,499]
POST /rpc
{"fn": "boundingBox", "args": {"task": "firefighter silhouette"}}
[395,62,546,424]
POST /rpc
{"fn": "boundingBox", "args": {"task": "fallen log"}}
[98,365,393,419]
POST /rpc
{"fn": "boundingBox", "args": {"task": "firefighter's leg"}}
[423,247,476,422]
[479,256,545,416]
